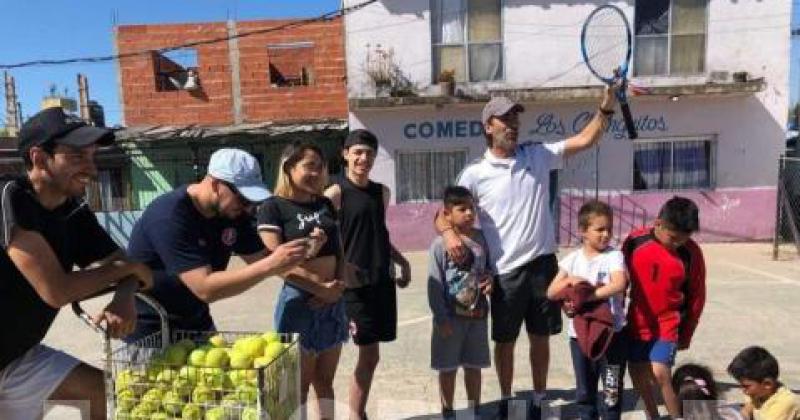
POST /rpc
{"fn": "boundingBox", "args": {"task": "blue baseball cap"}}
[207,148,270,203]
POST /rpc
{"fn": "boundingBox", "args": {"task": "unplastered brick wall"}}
[236,18,347,122]
[116,17,346,127]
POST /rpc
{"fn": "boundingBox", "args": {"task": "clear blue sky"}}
[0,0,339,127]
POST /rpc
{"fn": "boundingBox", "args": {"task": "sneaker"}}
[528,402,541,420]
[496,399,509,419]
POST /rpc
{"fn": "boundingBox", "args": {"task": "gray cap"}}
[207,148,270,203]
[481,96,525,126]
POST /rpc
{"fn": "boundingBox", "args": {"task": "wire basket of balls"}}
[72,292,300,420]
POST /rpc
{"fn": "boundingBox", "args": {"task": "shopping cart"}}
[72,291,301,420]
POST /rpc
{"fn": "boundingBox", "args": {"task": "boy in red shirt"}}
[622,196,706,419]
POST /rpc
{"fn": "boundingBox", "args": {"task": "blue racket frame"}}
[581,4,638,140]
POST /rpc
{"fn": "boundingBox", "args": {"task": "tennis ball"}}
[204,348,229,368]
[204,407,225,420]
[228,369,257,387]
[115,388,137,412]
[129,404,151,419]
[200,367,228,388]
[191,384,214,404]
[240,336,266,359]
[208,334,227,348]
[242,407,258,420]
[156,368,178,384]
[181,402,203,420]
[162,389,184,416]
[173,377,194,399]
[164,344,189,367]
[264,342,284,361]
[261,331,281,344]
[140,388,163,412]
[188,349,207,367]
[234,385,258,405]
[116,369,148,396]
[114,407,131,420]
[229,350,254,369]
[176,338,196,352]
[178,366,201,384]
[253,356,271,368]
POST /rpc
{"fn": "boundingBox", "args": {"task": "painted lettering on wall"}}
[404,120,484,139]
[535,111,669,140]
[403,112,669,140]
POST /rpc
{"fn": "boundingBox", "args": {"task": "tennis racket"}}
[581,4,637,140]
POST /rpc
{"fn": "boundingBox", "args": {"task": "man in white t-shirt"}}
[435,85,617,417]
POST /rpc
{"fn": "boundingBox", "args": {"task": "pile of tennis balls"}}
[113,331,298,420]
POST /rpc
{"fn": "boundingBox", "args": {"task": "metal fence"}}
[556,187,649,248]
[772,155,800,259]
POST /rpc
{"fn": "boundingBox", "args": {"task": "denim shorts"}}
[628,338,677,366]
[274,284,348,353]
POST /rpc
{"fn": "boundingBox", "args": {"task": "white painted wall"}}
[345,0,791,200]
[350,95,782,200]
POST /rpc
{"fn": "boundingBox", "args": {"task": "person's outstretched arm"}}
[562,84,618,158]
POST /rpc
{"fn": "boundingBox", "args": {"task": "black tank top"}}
[334,174,392,288]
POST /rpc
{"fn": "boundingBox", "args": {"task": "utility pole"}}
[77,73,91,124]
[4,72,19,136]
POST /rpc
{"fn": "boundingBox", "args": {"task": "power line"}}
[0,0,378,70]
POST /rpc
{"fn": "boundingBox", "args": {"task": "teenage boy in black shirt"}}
[0,107,153,420]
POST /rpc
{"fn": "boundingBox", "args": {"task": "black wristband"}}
[599,107,615,116]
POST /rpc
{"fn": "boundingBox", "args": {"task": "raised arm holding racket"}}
[582,4,638,140]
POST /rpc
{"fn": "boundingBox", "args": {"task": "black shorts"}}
[344,280,397,346]
[491,254,562,342]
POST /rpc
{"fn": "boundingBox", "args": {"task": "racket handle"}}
[620,101,638,139]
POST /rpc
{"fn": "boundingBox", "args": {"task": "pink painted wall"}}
[385,188,777,252]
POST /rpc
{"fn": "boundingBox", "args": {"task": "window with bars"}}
[396,150,468,202]
[431,0,503,83]
[634,0,708,76]
[632,137,714,191]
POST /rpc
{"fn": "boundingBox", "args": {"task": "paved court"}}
[43,243,800,419]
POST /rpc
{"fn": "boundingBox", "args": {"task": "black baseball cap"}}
[343,129,379,150]
[18,107,114,158]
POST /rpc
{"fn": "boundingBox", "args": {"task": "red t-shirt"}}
[622,227,706,346]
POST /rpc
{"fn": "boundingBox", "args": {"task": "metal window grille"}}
[396,149,468,202]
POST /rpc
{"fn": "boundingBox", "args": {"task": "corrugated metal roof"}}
[114,119,348,142]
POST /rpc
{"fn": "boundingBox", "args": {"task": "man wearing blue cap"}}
[127,148,309,340]
[0,107,153,419]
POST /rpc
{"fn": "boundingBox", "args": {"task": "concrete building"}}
[344,0,790,250]
[107,16,348,215]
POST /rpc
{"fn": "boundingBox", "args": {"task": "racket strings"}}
[583,10,629,80]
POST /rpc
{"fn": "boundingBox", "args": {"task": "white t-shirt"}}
[558,247,627,337]
[457,141,565,275]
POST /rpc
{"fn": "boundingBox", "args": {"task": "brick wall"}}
[116,17,347,127]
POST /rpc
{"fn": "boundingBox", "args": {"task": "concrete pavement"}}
[43,243,800,419]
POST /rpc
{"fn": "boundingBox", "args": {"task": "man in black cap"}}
[436,87,618,417]
[325,129,411,420]
[0,107,153,420]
